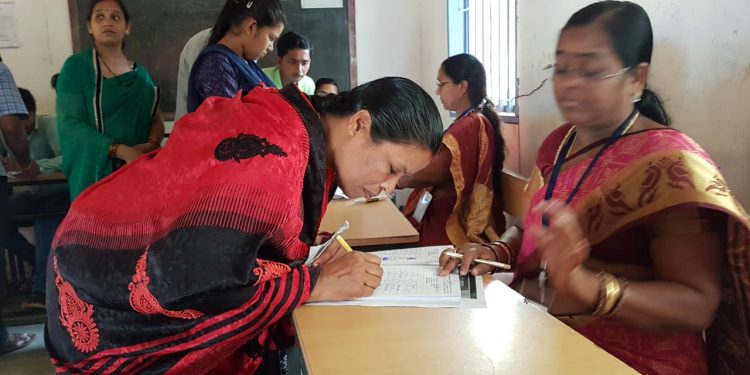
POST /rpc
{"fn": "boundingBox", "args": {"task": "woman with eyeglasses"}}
[187,0,284,113]
[399,54,507,248]
[57,0,165,200]
[441,2,750,373]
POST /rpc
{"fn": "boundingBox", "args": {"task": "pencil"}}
[443,250,511,270]
[336,235,353,252]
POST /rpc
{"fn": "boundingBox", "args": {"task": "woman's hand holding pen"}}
[311,239,347,267]
[308,252,383,302]
[438,244,498,276]
[528,200,592,294]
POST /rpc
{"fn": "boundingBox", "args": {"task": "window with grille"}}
[448,0,517,117]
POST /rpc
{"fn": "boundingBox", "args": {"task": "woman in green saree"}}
[57,0,164,200]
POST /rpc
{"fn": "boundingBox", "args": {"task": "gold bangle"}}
[108,143,120,158]
[607,278,629,317]
[592,272,623,317]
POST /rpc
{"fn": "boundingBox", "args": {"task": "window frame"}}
[447,0,518,123]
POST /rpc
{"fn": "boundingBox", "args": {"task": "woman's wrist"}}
[489,240,513,264]
[478,243,502,274]
[109,143,120,158]
[568,266,601,312]
[147,138,161,150]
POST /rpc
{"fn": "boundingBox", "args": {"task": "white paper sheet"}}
[369,266,460,298]
[309,247,486,308]
[376,245,451,265]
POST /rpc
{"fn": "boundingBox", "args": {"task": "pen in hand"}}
[442,250,511,270]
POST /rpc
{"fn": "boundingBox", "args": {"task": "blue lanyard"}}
[458,108,473,120]
[542,109,640,227]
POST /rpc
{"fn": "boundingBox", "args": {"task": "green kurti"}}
[57,48,157,200]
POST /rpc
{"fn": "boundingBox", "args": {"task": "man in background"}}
[1,88,69,311]
[0,54,38,356]
[315,77,339,96]
[263,32,315,95]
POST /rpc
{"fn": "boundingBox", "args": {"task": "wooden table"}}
[293,278,636,375]
[320,199,419,247]
[7,171,67,187]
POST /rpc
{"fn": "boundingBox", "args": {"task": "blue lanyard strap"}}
[458,108,473,119]
[542,109,640,226]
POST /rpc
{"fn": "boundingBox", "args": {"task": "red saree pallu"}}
[45,85,335,374]
[515,124,750,375]
[404,113,505,246]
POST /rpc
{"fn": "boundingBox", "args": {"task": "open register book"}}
[309,246,486,308]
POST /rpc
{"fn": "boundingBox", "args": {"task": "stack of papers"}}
[310,246,486,308]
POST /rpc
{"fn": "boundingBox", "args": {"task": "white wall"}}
[355,0,451,206]
[0,0,73,116]
[517,0,750,205]
[354,0,452,127]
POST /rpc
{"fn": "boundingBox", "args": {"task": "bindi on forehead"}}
[93,8,123,16]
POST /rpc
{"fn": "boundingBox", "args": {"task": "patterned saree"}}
[516,124,750,374]
[403,113,505,246]
[45,85,335,374]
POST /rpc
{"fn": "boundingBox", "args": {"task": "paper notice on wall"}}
[301,0,343,9]
[0,1,21,48]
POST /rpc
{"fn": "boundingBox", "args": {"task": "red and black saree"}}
[45,85,335,374]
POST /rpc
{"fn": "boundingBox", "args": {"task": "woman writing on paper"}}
[440,2,750,373]
[399,54,507,247]
[46,77,443,373]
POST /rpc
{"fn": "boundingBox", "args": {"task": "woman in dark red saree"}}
[45,78,442,374]
[400,54,506,247]
[441,2,750,374]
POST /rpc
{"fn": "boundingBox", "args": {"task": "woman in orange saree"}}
[400,54,506,247]
[441,2,749,374]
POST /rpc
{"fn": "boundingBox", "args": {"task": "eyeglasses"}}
[550,65,631,82]
[436,80,454,88]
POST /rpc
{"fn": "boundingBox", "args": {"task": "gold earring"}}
[347,129,355,138]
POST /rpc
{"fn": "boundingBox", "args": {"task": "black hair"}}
[86,0,130,23]
[51,73,59,90]
[18,88,36,113]
[311,77,443,153]
[276,31,313,58]
[315,78,338,89]
[563,1,671,126]
[441,53,506,199]
[208,0,286,46]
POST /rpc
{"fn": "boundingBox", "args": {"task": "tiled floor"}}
[0,324,54,375]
